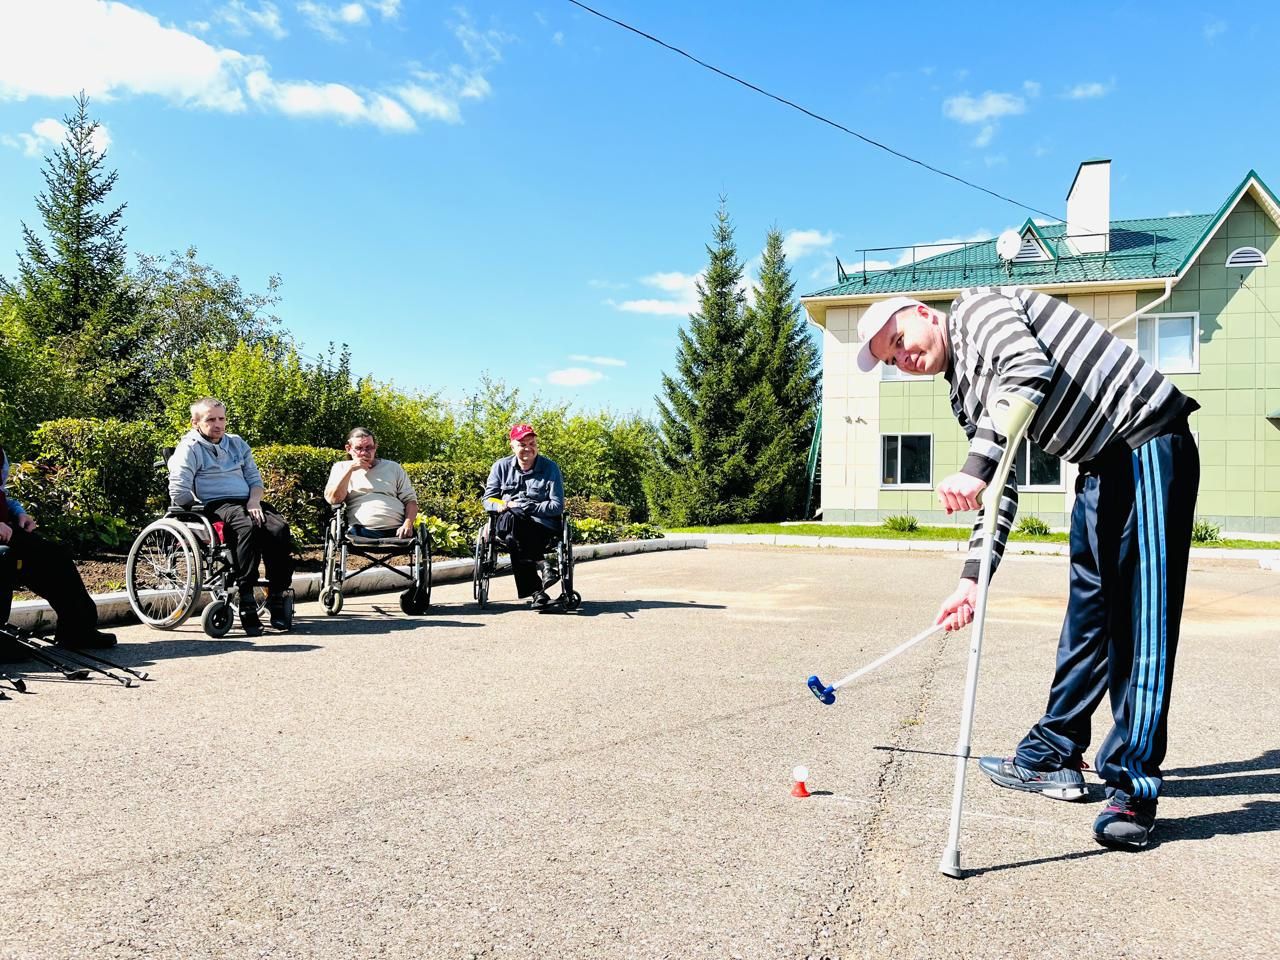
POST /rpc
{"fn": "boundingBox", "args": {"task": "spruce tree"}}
[650,202,757,525]
[741,228,821,519]
[4,92,146,417]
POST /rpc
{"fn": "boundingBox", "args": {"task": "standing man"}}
[482,424,566,611]
[168,398,295,636]
[856,286,1199,849]
[324,427,418,539]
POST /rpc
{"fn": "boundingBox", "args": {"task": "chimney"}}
[1065,159,1111,254]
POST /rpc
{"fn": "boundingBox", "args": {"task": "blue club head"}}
[807,675,836,705]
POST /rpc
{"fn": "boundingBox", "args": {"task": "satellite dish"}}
[996,229,1022,262]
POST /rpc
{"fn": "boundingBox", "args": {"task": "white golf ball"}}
[792,765,809,783]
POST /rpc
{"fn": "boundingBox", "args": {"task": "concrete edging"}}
[9,537,708,633]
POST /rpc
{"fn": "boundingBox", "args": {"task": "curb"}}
[662,532,1280,567]
[8,537,707,633]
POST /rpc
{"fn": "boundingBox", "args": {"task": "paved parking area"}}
[2,547,1277,959]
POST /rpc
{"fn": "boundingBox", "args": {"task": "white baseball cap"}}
[855,296,927,372]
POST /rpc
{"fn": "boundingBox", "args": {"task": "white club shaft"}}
[830,622,945,692]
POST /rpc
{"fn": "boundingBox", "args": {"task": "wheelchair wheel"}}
[126,520,204,629]
[201,599,234,638]
[472,529,490,608]
[320,587,343,616]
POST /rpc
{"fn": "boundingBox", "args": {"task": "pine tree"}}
[650,202,757,525]
[3,92,146,417]
[741,228,821,519]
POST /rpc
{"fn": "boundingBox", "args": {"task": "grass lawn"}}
[665,523,1279,550]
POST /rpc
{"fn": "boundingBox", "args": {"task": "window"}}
[1226,246,1267,268]
[1013,439,1062,490]
[881,434,932,487]
[1137,313,1198,374]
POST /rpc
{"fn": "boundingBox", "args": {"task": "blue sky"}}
[2,1,1279,416]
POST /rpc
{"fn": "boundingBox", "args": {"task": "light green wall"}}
[1167,194,1280,534]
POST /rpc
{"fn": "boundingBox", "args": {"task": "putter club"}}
[808,622,947,705]
[43,642,149,683]
[14,641,91,681]
[939,392,1037,880]
[24,637,134,687]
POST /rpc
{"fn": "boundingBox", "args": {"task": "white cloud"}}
[569,354,626,367]
[215,2,287,39]
[973,124,995,148]
[0,0,253,111]
[1167,209,1193,217]
[548,367,605,387]
[552,30,564,46]
[370,0,400,17]
[4,116,113,157]
[613,270,703,316]
[246,71,414,130]
[1023,80,1041,97]
[1064,81,1112,100]
[0,1,496,134]
[943,90,1026,124]
[453,11,514,63]
[297,1,368,40]
[1204,19,1226,42]
[782,228,835,261]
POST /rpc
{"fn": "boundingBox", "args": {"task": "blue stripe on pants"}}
[1016,421,1198,798]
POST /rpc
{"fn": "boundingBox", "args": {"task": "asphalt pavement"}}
[1,547,1276,959]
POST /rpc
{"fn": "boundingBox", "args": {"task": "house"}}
[799,160,1280,535]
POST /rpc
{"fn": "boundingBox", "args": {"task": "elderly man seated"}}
[0,444,116,648]
[483,423,566,611]
[167,397,295,636]
[323,427,418,538]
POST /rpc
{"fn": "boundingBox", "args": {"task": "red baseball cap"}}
[508,424,536,441]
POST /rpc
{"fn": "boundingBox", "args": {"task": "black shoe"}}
[238,595,264,637]
[1093,791,1157,849]
[978,755,1088,801]
[266,594,291,631]
[529,590,550,610]
[536,595,568,614]
[55,630,117,649]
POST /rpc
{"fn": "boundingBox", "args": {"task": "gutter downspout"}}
[1108,277,1173,333]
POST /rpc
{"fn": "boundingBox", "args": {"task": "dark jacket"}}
[482,455,564,531]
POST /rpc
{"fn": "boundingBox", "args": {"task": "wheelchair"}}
[124,504,294,638]
[318,503,432,617]
[472,513,580,610]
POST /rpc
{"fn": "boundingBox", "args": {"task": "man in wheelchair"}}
[0,445,116,648]
[482,424,568,611]
[324,428,418,539]
[167,398,294,636]
[319,427,430,616]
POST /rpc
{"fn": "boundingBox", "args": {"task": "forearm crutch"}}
[939,392,1037,880]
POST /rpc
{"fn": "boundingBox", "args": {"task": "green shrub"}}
[402,461,491,501]
[253,444,344,543]
[571,517,615,544]
[883,514,919,533]
[621,522,664,540]
[417,515,470,557]
[1016,515,1052,537]
[566,495,631,523]
[1191,518,1222,543]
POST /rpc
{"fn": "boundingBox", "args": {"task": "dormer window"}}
[1225,246,1267,268]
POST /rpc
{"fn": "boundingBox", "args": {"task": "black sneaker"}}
[266,594,291,631]
[55,630,117,649]
[528,590,550,610]
[238,594,264,637]
[978,755,1088,801]
[1093,791,1157,849]
[536,594,568,614]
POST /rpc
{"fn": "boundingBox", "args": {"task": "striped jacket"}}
[944,286,1197,579]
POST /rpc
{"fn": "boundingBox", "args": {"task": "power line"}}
[566,0,1065,224]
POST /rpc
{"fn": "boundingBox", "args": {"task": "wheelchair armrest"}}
[166,502,204,517]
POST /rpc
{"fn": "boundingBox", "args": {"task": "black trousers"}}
[0,526,99,640]
[492,512,557,598]
[207,500,295,594]
[1016,420,1199,800]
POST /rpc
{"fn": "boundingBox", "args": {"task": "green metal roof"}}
[805,214,1214,299]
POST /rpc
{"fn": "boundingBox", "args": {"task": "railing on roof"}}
[840,230,1170,287]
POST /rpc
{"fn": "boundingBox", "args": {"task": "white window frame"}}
[1136,312,1200,374]
[880,433,933,489]
[1015,438,1064,492]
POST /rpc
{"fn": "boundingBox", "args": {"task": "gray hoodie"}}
[167,429,264,507]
